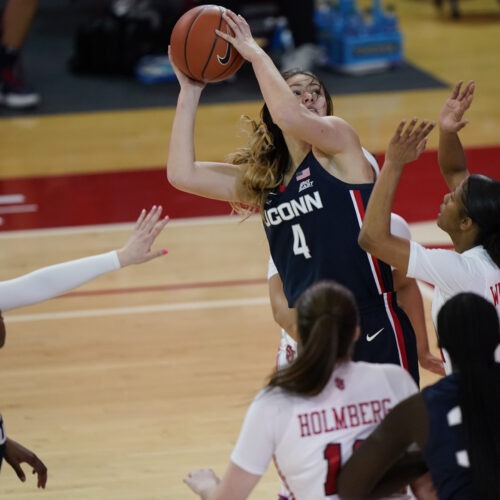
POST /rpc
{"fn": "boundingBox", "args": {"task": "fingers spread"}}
[403,117,419,136]
[394,120,407,137]
[451,80,463,99]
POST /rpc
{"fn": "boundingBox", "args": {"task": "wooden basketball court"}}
[0,1,499,497]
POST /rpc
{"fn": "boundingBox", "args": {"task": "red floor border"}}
[0,146,498,231]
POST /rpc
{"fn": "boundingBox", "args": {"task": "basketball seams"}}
[203,6,244,83]
[170,4,243,83]
[212,52,244,82]
[201,6,225,82]
[184,6,207,81]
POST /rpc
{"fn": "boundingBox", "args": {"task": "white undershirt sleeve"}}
[407,240,468,293]
[0,251,121,311]
[267,256,278,279]
[389,213,411,240]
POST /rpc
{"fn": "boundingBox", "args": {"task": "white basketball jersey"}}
[231,361,418,499]
[408,242,500,374]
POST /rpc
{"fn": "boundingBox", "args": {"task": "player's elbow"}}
[166,164,189,192]
[166,163,178,185]
[271,303,287,329]
[358,227,377,253]
[270,296,297,337]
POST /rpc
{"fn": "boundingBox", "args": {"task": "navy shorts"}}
[353,292,419,386]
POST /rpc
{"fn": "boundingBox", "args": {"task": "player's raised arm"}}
[218,11,360,161]
[0,206,169,313]
[116,205,169,266]
[166,46,250,205]
[437,80,474,190]
[359,118,435,272]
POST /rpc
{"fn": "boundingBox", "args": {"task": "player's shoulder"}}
[253,386,294,408]
[350,360,408,376]
[325,115,358,135]
[350,361,417,392]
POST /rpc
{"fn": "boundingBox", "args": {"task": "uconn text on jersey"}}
[263,191,324,227]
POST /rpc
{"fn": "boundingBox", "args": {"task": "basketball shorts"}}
[353,292,419,386]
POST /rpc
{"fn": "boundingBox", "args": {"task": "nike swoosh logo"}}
[217,28,232,65]
[366,328,384,342]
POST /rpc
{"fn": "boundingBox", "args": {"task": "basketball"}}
[169,5,244,83]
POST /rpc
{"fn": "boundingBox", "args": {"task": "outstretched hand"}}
[117,206,169,267]
[385,118,435,167]
[216,10,262,63]
[4,437,48,489]
[184,468,221,499]
[438,80,474,133]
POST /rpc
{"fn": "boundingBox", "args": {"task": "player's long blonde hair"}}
[229,69,333,216]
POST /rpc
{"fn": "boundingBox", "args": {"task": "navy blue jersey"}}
[421,374,484,499]
[263,152,418,383]
[264,152,394,307]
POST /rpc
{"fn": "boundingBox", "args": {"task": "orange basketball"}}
[169,5,244,83]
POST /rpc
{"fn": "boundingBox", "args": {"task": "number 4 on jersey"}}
[292,224,311,259]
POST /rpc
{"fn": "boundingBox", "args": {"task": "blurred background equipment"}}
[69,0,174,76]
[315,0,403,75]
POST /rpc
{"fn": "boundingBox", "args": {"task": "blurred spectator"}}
[0,0,40,108]
[434,0,460,19]
[276,0,318,71]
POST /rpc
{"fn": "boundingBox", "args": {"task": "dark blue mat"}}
[1,1,449,117]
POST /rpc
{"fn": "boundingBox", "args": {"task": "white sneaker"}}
[0,64,40,109]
